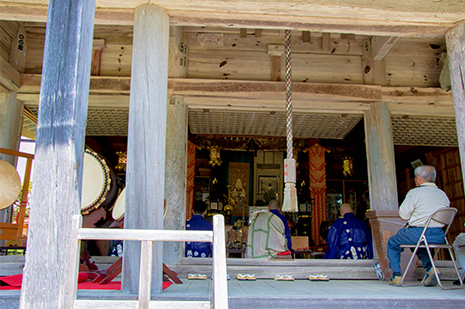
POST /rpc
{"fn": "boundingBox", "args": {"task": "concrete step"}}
[172,257,380,280]
[1,255,460,281]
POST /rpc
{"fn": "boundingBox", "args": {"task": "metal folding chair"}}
[399,207,462,289]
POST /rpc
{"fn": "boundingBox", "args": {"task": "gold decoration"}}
[342,156,354,177]
[207,145,222,166]
[115,151,127,171]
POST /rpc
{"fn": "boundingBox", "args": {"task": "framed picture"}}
[258,176,279,195]
[410,159,423,170]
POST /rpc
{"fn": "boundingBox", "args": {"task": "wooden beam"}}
[270,56,281,81]
[362,39,374,85]
[302,31,311,43]
[19,0,96,308]
[0,56,20,91]
[9,24,27,73]
[19,74,131,94]
[385,86,454,116]
[184,97,372,113]
[168,79,382,101]
[170,11,454,38]
[382,87,453,104]
[373,59,387,86]
[186,32,364,55]
[321,33,331,52]
[268,44,284,82]
[20,74,453,105]
[240,28,247,38]
[0,3,456,38]
[91,39,106,76]
[371,36,400,61]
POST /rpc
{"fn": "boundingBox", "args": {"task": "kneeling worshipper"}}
[245,209,288,259]
[185,200,213,258]
[323,203,373,259]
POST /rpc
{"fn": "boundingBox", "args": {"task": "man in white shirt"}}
[388,165,450,287]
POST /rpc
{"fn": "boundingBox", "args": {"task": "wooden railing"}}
[69,214,228,309]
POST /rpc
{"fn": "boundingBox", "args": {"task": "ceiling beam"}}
[0,2,456,38]
[19,74,452,105]
[371,36,400,61]
[0,56,20,91]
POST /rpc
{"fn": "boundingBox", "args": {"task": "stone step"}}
[172,257,380,280]
[1,256,460,281]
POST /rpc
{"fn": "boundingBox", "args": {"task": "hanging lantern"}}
[342,156,354,177]
[207,145,222,166]
[115,151,127,171]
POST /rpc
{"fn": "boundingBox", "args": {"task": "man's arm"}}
[398,192,414,221]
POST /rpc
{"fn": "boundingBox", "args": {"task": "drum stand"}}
[91,257,183,285]
[0,148,33,244]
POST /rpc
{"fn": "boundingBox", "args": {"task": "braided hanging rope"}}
[285,29,293,160]
[282,29,298,213]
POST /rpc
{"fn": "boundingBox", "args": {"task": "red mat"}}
[0,273,172,290]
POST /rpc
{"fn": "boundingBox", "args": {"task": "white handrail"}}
[70,214,228,309]
[77,228,213,242]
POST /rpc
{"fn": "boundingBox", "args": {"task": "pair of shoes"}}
[308,275,329,281]
[452,278,464,286]
[424,268,440,287]
[188,273,207,280]
[237,273,256,281]
[274,275,294,281]
[389,276,402,286]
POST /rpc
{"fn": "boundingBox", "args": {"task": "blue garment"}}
[323,213,373,259]
[185,215,213,258]
[387,225,445,274]
[269,209,292,251]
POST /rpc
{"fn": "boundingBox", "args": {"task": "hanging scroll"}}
[308,144,329,245]
[186,141,197,220]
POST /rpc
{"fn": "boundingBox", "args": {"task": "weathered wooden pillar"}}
[0,88,23,223]
[163,96,187,265]
[0,90,22,163]
[364,101,402,278]
[364,101,398,210]
[163,27,188,265]
[122,4,169,294]
[18,0,95,308]
[445,21,465,190]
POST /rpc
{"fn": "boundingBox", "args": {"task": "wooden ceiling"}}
[1,1,463,148]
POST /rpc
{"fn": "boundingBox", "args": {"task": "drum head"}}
[81,150,111,215]
[112,187,125,221]
[0,160,21,209]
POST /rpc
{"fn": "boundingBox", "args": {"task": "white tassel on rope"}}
[281,29,298,213]
[282,158,298,212]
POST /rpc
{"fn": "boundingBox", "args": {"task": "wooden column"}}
[18,0,95,308]
[0,89,23,165]
[122,4,169,294]
[0,87,23,223]
[445,21,465,191]
[163,96,187,265]
[364,101,398,210]
[164,26,188,266]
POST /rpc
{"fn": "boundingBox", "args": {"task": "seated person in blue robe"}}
[185,200,213,258]
[323,203,373,259]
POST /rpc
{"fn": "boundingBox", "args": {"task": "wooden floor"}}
[1,255,465,308]
[2,277,465,308]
